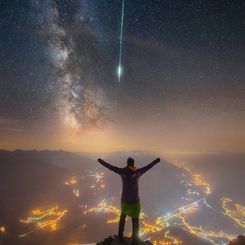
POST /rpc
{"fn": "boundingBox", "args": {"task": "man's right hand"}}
[155,157,160,163]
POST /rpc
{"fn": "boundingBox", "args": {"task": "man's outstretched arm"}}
[136,158,160,177]
[98,158,121,174]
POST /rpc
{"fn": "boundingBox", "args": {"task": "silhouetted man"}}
[98,157,161,244]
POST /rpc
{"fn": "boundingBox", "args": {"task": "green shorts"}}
[121,201,141,218]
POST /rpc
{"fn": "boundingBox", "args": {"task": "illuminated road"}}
[221,197,245,228]
[19,206,67,238]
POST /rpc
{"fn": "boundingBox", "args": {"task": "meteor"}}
[117,0,125,82]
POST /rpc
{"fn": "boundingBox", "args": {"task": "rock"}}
[229,235,245,245]
[96,236,153,245]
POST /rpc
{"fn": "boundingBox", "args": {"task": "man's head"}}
[127,157,135,167]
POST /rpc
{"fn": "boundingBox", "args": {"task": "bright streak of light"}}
[117,0,125,82]
[221,197,245,228]
[117,65,123,81]
[19,206,67,237]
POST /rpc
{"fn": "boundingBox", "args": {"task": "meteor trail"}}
[117,0,125,82]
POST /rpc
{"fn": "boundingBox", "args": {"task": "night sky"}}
[0,0,245,153]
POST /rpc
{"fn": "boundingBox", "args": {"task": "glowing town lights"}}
[87,172,105,183]
[19,206,67,237]
[83,199,121,223]
[153,230,183,245]
[73,189,80,197]
[141,220,163,235]
[0,226,6,233]
[66,244,84,245]
[221,197,245,228]
[173,161,191,172]
[191,174,211,195]
[87,171,106,191]
[65,176,78,185]
[83,199,146,224]
[153,239,182,245]
[64,176,80,198]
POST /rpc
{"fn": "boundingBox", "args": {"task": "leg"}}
[118,213,126,240]
[132,217,139,244]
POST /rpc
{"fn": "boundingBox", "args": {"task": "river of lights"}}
[175,205,236,244]
[19,206,67,238]
[221,197,245,228]
[140,197,236,244]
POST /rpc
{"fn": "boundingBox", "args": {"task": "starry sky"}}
[0,0,245,153]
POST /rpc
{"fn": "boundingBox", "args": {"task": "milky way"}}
[36,0,110,131]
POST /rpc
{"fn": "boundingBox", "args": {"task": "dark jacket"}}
[99,159,160,204]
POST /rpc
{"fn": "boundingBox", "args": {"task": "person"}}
[97,156,161,244]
